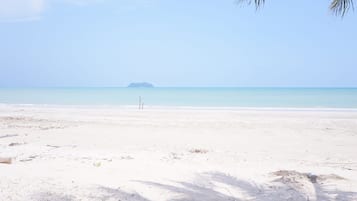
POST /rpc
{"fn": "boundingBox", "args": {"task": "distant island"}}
[127,82,154,88]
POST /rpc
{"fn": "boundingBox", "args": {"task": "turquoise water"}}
[0,88,357,108]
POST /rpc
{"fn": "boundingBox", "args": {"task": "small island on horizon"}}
[127,82,154,88]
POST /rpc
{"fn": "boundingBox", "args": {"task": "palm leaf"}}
[238,0,265,9]
[330,0,354,17]
[239,0,354,17]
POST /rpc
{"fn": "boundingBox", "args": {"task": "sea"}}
[0,87,357,109]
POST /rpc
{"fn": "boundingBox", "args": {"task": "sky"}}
[0,0,356,87]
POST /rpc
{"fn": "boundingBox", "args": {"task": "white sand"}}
[0,104,357,201]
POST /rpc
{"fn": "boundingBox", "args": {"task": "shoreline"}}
[2,103,357,112]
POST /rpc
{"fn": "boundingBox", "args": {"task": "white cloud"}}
[0,0,45,22]
[0,0,157,22]
[0,0,104,22]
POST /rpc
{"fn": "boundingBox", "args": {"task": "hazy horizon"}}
[1,85,357,88]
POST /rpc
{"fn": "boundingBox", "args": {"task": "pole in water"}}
[139,96,141,110]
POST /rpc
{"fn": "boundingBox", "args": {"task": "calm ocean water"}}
[0,88,357,108]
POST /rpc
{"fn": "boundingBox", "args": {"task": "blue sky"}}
[0,0,356,87]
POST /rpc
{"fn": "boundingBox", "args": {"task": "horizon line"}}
[1,86,357,89]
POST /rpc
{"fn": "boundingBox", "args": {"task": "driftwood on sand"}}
[0,157,12,164]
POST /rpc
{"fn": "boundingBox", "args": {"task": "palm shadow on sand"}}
[90,186,150,201]
[136,171,357,201]
[31,170,357,201]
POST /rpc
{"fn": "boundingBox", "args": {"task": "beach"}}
[0,104,357,201]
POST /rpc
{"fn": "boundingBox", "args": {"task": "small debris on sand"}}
[272,170,346,184]
[306,173,318,183]
[46,144,61,148]
[8,142,25,146]
[120,156,134,160]
[0,157,13,164]
[0,134,19,139]
[189,149,208,154]
[93,162,101,167]
[20,155,39,162]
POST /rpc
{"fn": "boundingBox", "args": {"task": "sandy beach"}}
[0,104,357,201]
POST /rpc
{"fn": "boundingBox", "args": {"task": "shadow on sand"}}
[90,186,150,201]
[31,170,357,201]
[30,191,75,201]
[31,186,149,201]
[136,171,357,201]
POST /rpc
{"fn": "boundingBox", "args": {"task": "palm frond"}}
[238,0,265,9]
[330,0,354,17]
[239,0,354,17]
